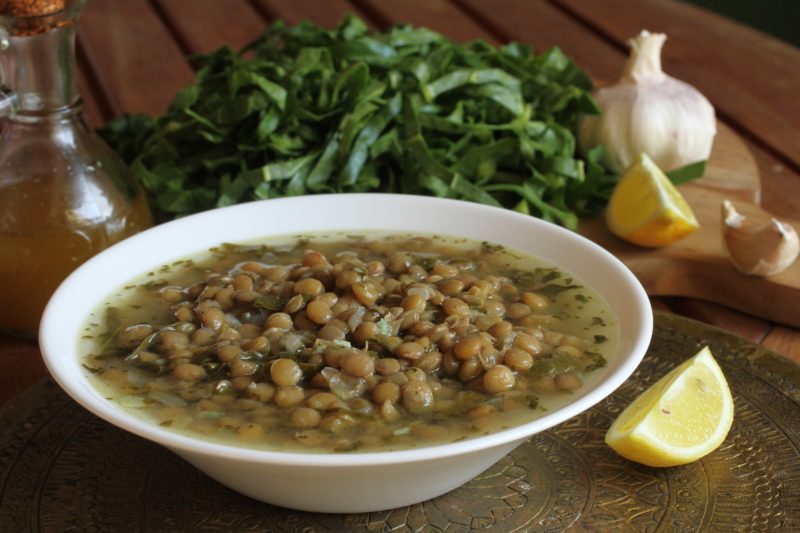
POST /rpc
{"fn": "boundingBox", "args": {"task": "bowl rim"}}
[40,193,652,467]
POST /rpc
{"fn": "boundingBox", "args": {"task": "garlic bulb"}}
[578,30,716,173]
[721,200,799,277]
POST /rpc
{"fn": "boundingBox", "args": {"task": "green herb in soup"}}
[82,234,617,452]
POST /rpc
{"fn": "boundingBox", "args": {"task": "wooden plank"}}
[253,0,374,28]
[554,0,800,171]
[573,118,800,329]
[749,141,800,221]
[454,0,800,331]
[0,339,45,407]
[458,0,800,218]
[579,186,800,329]
[152,0,266,54]
[452,0,793,328]
[762,326,800,366]
[649,297,672,313]
[456,0,622,82]
[76,67,105,128]
[357,0,499,43]
[72,1,798,357]
[663,298,770,344]
[75,33,114,127]
[78,0,194,116]
[455,0,800,215]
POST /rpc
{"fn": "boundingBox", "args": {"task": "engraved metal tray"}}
[1,312,798,532]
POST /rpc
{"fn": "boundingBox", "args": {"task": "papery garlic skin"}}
[721,200,800,277]
[578,31,716,173]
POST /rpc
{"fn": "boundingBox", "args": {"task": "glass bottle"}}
[0,0,153,337]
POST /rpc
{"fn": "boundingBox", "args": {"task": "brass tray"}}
[1,312,798,532]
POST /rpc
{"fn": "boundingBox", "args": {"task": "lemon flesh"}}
[605,347,734,467]
[606,153,700,247]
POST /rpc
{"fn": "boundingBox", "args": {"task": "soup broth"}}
[81,233,617,452]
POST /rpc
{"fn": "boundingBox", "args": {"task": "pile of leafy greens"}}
[100,15,618,228]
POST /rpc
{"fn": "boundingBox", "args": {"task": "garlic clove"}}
[721,200,799,277]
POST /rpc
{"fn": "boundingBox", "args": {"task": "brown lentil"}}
[555,373,583,391]
[159,330,189,352]
[458,356,483,382]
[443,297,469,316]
[375,357,401,376]
[340,351,375,378]
[413,351,442,373]
[503,348,533,371]
[306,300,333,325]
[453,334,482,360]
[294,277,324,296]
[174,363,206,381]
[483,365,515,393]
[302,250,329,267]
[394,341,424,360]
[372,382,401,403]
[86,233,614,453]
[237,323,261,338]
[265,312,293,330]
[307,392,340,410]
[242,336,269,352]
[247,382,276,402]
[506,303,532,319]
[216,343,242,362]
[116,324,154,349]
[402,381,434,413]
[271,358,303,387]
[290,407,322,428]
[317,323,346,341]
[274,386,305,407]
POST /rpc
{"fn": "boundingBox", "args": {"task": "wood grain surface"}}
[555,0,800,171]
[2,0,799,408]
[578,122,800,327]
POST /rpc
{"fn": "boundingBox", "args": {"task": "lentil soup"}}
[81,233,617,452]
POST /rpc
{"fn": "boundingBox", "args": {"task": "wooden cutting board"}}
[579,121,800,327]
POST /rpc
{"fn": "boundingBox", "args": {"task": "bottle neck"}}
[5,22,79,118]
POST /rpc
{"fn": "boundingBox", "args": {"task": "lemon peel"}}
[606,153,699,247]
[605,346,734,467]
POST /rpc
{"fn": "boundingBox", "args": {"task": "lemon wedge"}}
[605,346,734,467]
[606,153,700,247]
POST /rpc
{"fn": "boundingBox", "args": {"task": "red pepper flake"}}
[1,0,64,17]
[0,0,68,35]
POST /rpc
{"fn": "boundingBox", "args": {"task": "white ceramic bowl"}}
[40,194,652,513]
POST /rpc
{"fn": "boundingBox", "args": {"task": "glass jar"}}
[0,0,153,337]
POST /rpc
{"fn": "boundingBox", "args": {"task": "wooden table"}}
[2,0,799,406]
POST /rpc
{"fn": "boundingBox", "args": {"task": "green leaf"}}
[263,153,319,181]
[449,174,502,207]
[306,135,341,191]
[666,160,707,185]
[339,94,402,186]
[423,68,521,101]
[101,15,607,227]
[333,37,398,67]
[232,70,287,110]
[172,85,200,111]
